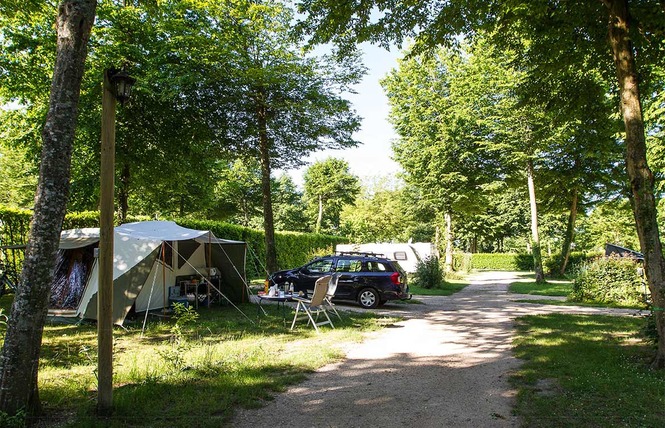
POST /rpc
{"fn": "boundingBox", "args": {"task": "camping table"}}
[257,293,294,323]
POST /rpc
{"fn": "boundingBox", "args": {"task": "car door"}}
[333,258,363,299]
[296,257,334,292]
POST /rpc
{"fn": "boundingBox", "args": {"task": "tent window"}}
[177,240,199,269]
[160,242,173,268]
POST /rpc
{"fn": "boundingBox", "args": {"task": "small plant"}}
[169,302,199,344]
[0,408,26,428]
[412,256,444,289]
[158,303,200,372]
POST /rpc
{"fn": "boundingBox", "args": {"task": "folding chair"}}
[290,275,335,332]
[324,273,342,321]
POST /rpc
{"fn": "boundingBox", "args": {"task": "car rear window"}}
[365,261,390,272]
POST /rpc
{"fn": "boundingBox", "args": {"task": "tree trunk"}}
[527,159,545,283]
[559,186,579,276]
[256,93,278,273]
[0,0,97,415]
[118,162,130,223]
[316,194,323,234]
[605,0,665,369]
[444,212,453,272]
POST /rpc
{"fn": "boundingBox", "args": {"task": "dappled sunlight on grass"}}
[22,302,395,427]
[512,314,665,427]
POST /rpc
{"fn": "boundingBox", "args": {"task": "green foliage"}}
[303,158,360,233]
[576,199,640,252]
[339,178,415,242]
[470,253,524,271]
[543,251,599,277]
[411,256,444,289]
[0,408,26,428]
[570,256,645,307]
[0,141,37,209]
[0,208,346,279]
[452,252,472,274]
[1,0,362,219]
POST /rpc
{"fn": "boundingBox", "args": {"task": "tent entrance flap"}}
[82,246,161,324]
[49,245,97,312]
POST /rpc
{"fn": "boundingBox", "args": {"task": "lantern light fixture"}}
[107,68,136,106]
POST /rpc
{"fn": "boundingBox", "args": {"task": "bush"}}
[452,252,472,273]
[412,256,444,289]
[543,251,600,276]
[570,255,645,307]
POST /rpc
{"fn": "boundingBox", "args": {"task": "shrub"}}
[543,251,600,276]
[412,256,444,289]
[570,255,645,307]
[452,252,472,273]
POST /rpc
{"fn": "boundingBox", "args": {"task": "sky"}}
[284,43,403,188]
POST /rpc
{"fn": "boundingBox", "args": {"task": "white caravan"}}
[335,242,437,273]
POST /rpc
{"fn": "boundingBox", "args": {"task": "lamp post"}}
[98,67,135,415]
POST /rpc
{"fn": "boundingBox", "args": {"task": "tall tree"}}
[340,178,410,243]
[0,0,97,415]
[303,158,360,234]
[201,1,362,272]
[296,0,665,368]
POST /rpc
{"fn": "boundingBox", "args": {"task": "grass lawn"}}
[409,278,468,296]
[508,273,573,297]
[512,313,665,427]
[0,294,396,427]
[509,274,647,310]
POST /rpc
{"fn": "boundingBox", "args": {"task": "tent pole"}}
[162,242,167,312]
[207,233,212,304]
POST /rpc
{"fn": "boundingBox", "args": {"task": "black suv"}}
[266,252,410,309]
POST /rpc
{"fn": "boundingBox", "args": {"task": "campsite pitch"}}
[232,271,640,428]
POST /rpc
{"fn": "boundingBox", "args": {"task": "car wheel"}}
[357,288,380,309]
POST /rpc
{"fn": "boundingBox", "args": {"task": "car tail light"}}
[390,272,401,285]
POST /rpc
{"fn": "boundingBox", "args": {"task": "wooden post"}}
[98,69,116,415]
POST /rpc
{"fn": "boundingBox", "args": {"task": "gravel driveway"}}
[232,271,639,428]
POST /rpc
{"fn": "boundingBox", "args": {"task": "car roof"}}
[314,252,393,262]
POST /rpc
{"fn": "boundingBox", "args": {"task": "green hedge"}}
[469,253,525,270]
[0,207,346,279]
[451,251,598,274]
[175,218,346,278]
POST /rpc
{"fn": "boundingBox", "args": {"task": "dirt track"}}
[232,271,639,428]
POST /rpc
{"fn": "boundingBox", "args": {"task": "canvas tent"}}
[48,221,247,325]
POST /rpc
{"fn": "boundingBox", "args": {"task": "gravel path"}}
[232,271,640,428]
